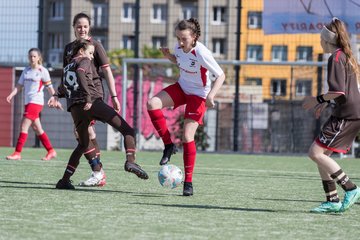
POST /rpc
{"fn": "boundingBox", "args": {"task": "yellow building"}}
[240,0,324,101]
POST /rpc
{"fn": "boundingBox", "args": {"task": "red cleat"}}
[6,152,21,160]
[42,149,57,161]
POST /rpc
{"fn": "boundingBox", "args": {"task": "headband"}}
[321,25,337,45]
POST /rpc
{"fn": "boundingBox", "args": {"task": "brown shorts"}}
[315,115,360,153]
[70,99,118,141]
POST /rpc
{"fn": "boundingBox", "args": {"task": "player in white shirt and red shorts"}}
[6,48,57,161]
[147,18,226,196]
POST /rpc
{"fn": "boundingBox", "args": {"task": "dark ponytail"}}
[67,39,93,62]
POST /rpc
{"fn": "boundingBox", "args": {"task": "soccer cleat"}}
[124,161,149,180]
[42,149,57,161]
[6,152,21,160]
[183,182,193,196]
[55,179,75,190]
[340,187,360,212]
[160,143,178,165]
[79,170,106,187]
[310,201,342,213]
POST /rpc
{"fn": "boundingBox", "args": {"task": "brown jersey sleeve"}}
[93,40,110,69]
[77,58,93,103]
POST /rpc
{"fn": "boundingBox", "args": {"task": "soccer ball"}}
[158,164,183,189]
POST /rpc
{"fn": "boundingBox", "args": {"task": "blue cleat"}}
[340,187,360,212]
[310,201,342,213]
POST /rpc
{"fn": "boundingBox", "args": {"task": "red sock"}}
[183,141,196,183]
[15,132,28,153]
[38,132,53,151]
[148,109,172,144]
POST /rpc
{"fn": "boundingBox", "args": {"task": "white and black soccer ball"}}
[158,164,183,189]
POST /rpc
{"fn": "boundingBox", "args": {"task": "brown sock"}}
[322,180,339,202]
[330,169,357,191]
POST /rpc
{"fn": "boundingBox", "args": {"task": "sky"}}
[0,0,39,64]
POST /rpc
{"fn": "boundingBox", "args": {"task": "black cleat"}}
[160,143,178,165]
[56,179,75,190]
[124,161,149,180]
[183,182,193,196]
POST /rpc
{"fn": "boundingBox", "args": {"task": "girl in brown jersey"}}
[303,17,360,213]
[50,13,120,187]
[50,39,148,189]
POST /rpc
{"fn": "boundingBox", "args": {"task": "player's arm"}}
[6,84,23,103]
[101,65,120,112]
[207,73,225,108]
[160,47,177,64]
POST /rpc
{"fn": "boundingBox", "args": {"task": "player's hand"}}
[160,47,171,57]
[302,96,318,110]
[6,95,13,103]
[83,103,92,111]
[112,97,121,113]
[314,103,327,119]
[48,96,64,110]
[206,95,215,108]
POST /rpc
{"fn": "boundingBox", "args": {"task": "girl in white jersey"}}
[6,48,57,161]
[147,18,226,196]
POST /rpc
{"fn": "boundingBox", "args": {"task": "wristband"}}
[316,94,330,104]
[111,96,117,98]
[53,94,58,97]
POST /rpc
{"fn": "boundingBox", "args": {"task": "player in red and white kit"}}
[147,18,225,196]
[6,48,57,161]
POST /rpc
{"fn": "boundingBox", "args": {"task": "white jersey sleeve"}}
[196,44,224,80]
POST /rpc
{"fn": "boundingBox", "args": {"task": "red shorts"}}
[24,103,43,121]
[163,83,206,125]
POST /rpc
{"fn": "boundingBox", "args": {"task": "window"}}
[246,45,263,61]
[248,11,262,29]
[271,45,288,62]
[212,6,226,24]
[49,1,64,20]
[295,80,312,96]
[271,79,287,96]
[182,5,197,19]
[245,78,262,86]
[49,33,63,50]
[122,35,135,50]
[296,46,313,61]
[92,4,108,28]
[212,38,226,56]
[122,3,136,22]
[151,4,167,23]
[152,36,166,49]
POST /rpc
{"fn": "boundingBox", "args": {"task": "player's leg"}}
[181,95,206,196]
[56,105,91,189]
[79,124,106,187]
[147,84,183,165]
[6,117,32,160]
[31,118,56,161]
[308,119,360,212]
[182,119,199,196]
[91,99,148,180]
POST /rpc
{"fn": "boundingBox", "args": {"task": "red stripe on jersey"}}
[191,49,197,57]
[335,50,342,62]
[200,66,207,86]
[38,80,43,92]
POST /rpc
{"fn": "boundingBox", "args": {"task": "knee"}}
[147,97,160,110]
[308,146,320,162]
[182,133,194,143]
